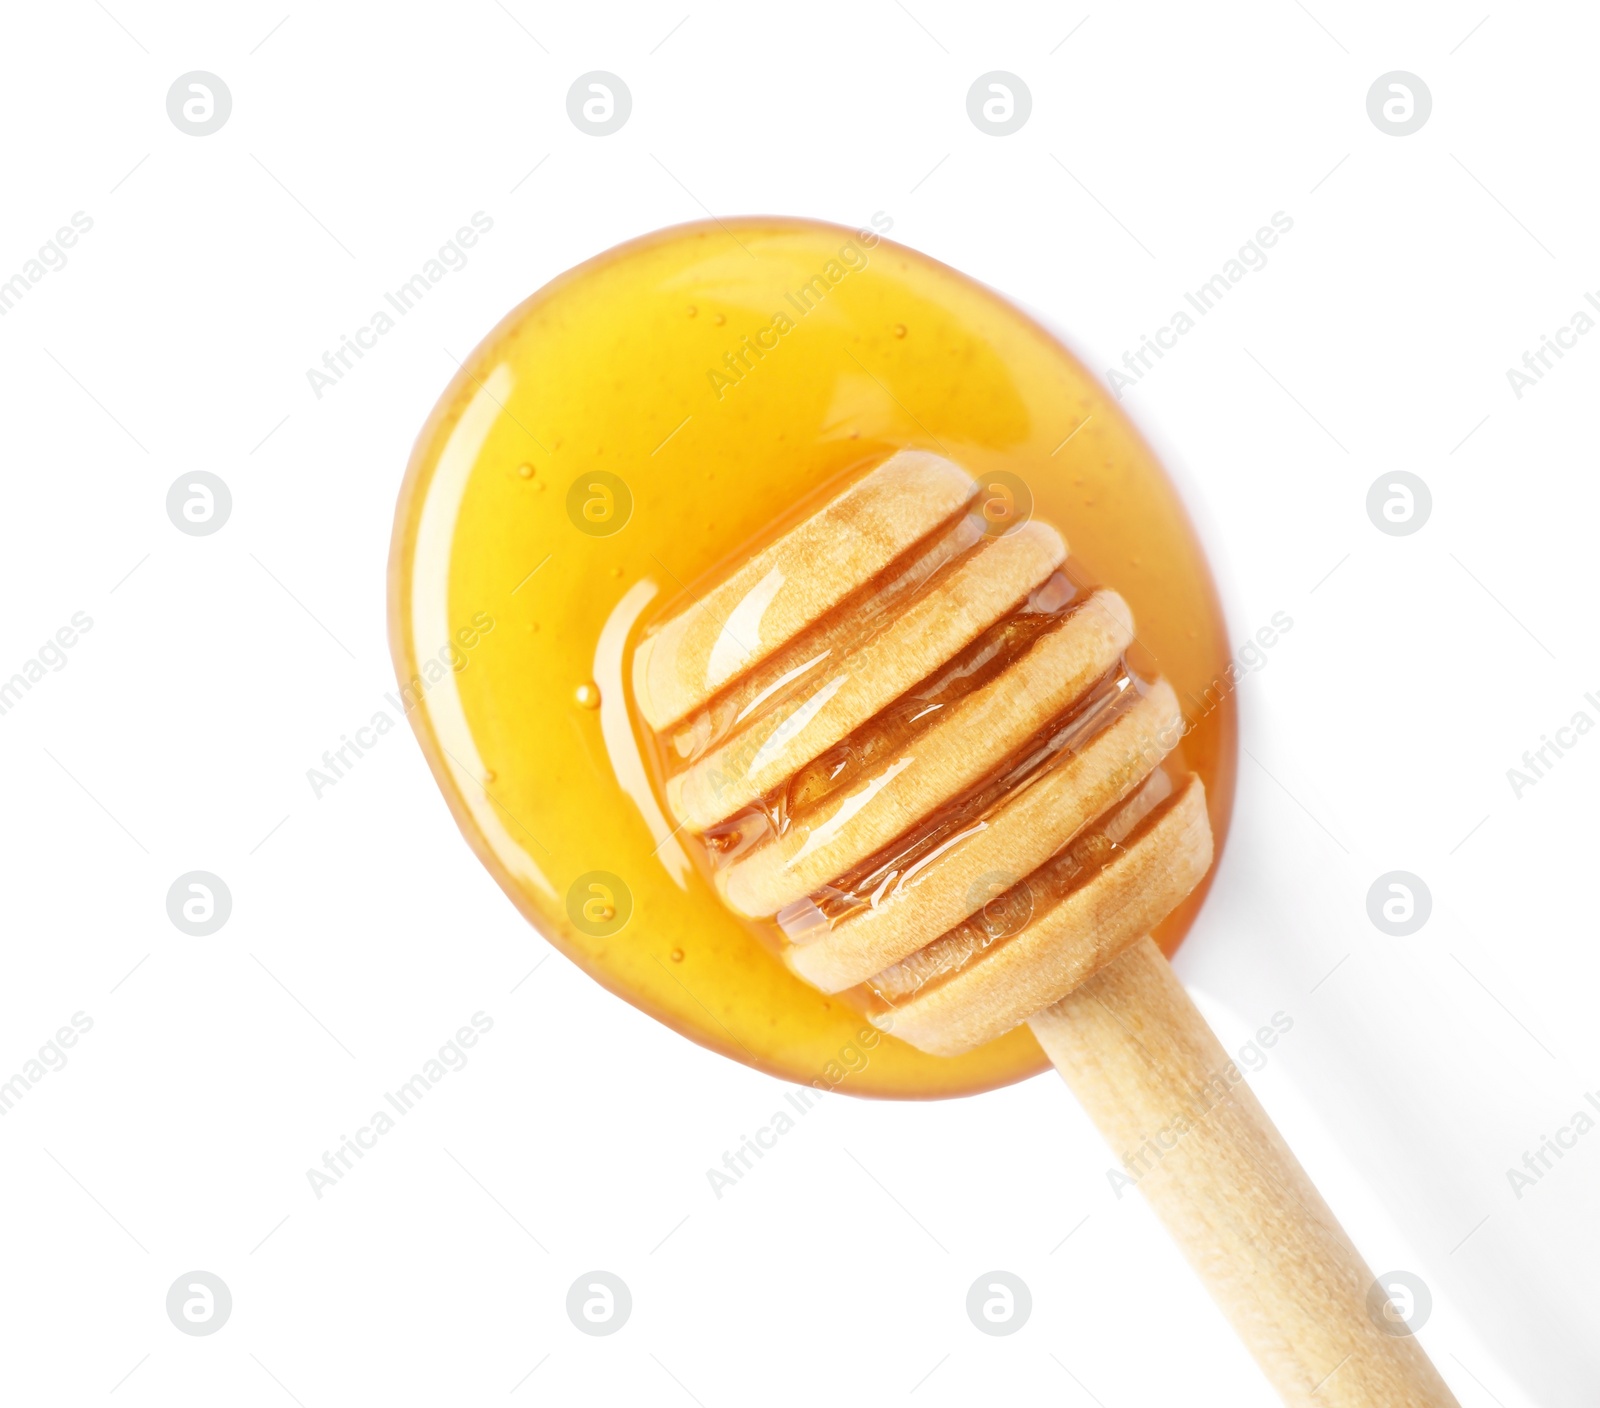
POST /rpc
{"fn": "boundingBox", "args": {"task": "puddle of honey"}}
[388,217,1237,1099]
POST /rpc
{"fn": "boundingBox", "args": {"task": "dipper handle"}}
[1029,938,1458,1408]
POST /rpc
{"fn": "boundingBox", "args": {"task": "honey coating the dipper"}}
[634,452,1214,1057]
[390,217,1237,1096]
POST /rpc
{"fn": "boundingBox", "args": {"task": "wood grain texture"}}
[1029,938,1459,1408]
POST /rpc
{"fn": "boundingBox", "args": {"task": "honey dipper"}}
[632,451,1459,1408]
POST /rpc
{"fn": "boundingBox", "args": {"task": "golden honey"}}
[388,217,1236,1098]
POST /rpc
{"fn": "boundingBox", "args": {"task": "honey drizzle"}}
[664,509,982,765]
[775,657,1143,938]
[698,566,1090,864]
[866,765,1180,1004]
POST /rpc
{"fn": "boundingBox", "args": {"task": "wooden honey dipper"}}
[632,451,1459,1408]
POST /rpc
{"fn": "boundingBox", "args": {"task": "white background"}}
[2,2,1598,1404]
